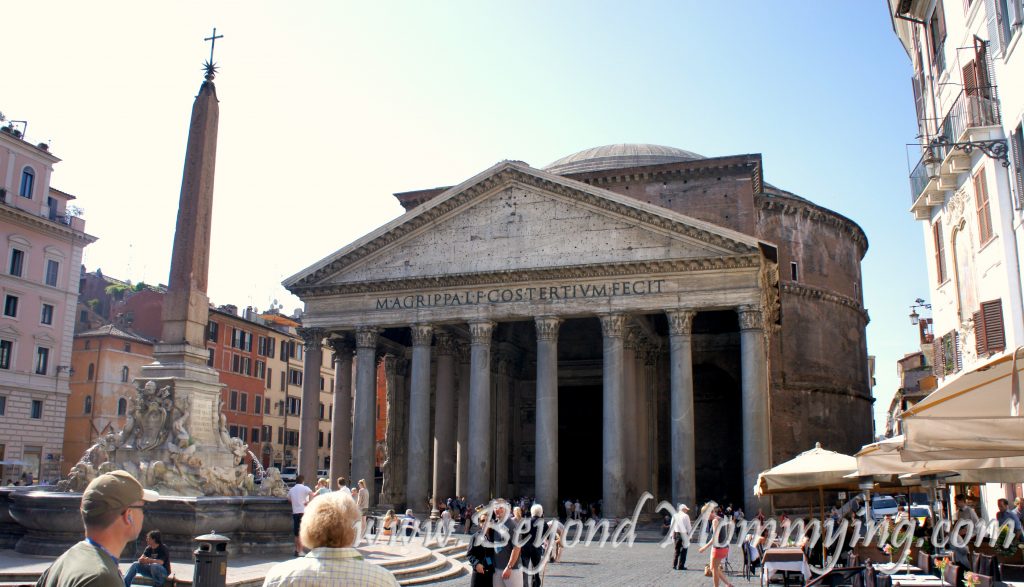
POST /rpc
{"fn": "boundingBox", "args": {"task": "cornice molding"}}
[780,282,869,323]
[288,166,761,295]
[294,254,760,298]
[0,204,96,246]
[757,194,867,255]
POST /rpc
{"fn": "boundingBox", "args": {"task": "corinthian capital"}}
[327,335,354,361]
[737,305,763,331]
[666,309,696,337]
[534,316,561,342]
[435,332,457,356]
[297,327,325,350]
[599,313,626,338]
[355,326,379,349]
[469,320,495,345]
[411,324,434,347]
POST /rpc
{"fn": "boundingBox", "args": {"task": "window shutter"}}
[974,309,987,355]
[1010,0,1023,28]
[912,74,926,130]
[934,336,945,376]
[963,60,979,97]
[985,0,1004,55]
[981,298,1006,353]
[1012,126,1024,209]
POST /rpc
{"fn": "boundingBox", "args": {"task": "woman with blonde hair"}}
[698,501,734,587]
[380,509,399,540]
[356,479,370,534]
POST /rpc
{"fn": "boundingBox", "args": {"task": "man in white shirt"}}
[336,476,350,495]
[563,499,573,522]
[288,475,313,557]
[671,504,692,570]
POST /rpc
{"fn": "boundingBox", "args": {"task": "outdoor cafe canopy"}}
[900,351,1024,461]
[754,442,859,496]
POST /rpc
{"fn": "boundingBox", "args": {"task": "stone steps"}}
[371,537,468,586]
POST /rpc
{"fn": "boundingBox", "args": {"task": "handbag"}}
[704,564,713,577]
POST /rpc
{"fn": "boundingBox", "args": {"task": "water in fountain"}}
[246,449,266,479]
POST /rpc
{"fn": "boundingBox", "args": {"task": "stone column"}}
[640,346,659,505]
[328,337,354,487]
[666,309,696,510]
[380,354,409,508]
[599,313,627,519]
[406,324,433,513]
[353,327,379,506]
[622,326,639,505]
[455,344,471,497]
[433,333,457,508]
[493,353,511,497]
[297,327,324,486]
[466,320,494,506]
[534,316,560,513]
[739,305,771,515]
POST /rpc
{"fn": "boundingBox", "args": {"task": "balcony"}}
[908,88,1004,220]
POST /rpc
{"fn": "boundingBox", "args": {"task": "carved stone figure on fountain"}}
[257,467,287,497]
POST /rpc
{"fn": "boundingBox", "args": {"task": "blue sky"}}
[3,1,923,433]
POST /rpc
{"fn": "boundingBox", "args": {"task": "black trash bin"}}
[192,532,230,587]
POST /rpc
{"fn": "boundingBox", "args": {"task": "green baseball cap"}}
[81,471,159,519]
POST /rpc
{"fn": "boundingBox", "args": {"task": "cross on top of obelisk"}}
[203,27,223,81]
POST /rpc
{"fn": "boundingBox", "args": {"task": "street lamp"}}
[909,298,931,325]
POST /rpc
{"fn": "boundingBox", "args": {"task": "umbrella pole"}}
[820,486,826,566]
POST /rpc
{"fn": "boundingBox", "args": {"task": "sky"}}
[3,1,924,434]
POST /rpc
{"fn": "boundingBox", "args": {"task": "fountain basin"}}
[5,490,292,558]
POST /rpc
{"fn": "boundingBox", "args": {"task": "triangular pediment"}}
[285,162,764,295]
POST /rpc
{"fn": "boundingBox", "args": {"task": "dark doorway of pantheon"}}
[558,384,603,508]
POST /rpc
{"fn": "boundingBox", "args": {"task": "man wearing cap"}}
[37,470,159,587]
[671,504,692,571]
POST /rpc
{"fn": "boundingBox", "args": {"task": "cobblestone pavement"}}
[435,538,762,587]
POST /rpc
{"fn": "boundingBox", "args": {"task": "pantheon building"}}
[284,144,873,516]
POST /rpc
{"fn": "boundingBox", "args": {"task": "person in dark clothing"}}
[521,504,548,587]
[467,512,496,587]
[123,530,170,586]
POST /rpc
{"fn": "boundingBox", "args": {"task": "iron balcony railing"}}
[909,87,1001,205]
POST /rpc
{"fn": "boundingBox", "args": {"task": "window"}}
[974,299,1007,356]
[0,396,5,415]
[280,371,285,391]
[240,393,248,413]
[320,376,324,391]
[929,0,946,73]
[229,425,239,438]
[790,262,798,282]
[84,339,90,349]
[45,260,59,287]
[207,321,219,342]
[120,366,129,382]
[117,398,127,416]
[289,369,303,386]
[0,340,11,369]
[30,399,42,419]
[264,398,270,414]
[40,303,53,325]
[84,396,92,414]
[319,402,325,420]
[975,167,993,243]
[252,427,259,444]
[934,330,962,376]
[230,390,238,411]
[207,348,214,367]
[19,168,34,198]
[35,347,49,375]
[287,396,301,416]
[318,431,324,448]
[255,395,262,413]
[255,360,265,379]
[278,426,284,444]
[267,368,272,389]
[240,428,248,443]
[4,295,18,317]
[933,220,947,283]
[262,425,272,442]
[123,342,131,353]
[8,249,24,277]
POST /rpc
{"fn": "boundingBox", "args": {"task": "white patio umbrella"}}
[900,349,1024,461]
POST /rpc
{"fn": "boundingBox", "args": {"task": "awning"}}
[900,350,1024,460]
[0,460,28,466]
[754,442,859,496]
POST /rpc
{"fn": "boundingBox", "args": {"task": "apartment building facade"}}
[0,125,94,483]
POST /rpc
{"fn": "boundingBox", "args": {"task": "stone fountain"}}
[1,59,295,558]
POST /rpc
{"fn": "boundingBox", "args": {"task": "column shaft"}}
[353,327,379,507]
[667,309,696,510]
[433,333,457,506]
[739,305,771,515]
[298,328,324,486]
[406,324,433,512]
[622,328,639,505]
[328,337,354,487]
[466,321,494,506]
[455,345,471,497]
[534,316,560,513]
[600,313,626,519]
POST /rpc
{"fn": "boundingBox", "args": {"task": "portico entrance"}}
[558,384,602,507]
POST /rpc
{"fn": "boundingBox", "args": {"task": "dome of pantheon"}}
[543,143,705,175]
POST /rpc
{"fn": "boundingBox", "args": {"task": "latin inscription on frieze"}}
[374,279,666,310]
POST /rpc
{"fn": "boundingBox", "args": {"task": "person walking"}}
[467,512,496,587]
[356,479,370,533]
[36,470,159,587]
[698,503,734,587]
[671,504,692,570]
[287,475,313,557]
[122,530,171,587]
[262,491,399,586]
[521,504,548,587]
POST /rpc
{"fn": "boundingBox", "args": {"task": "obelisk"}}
[140,60,231,469]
